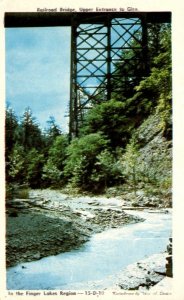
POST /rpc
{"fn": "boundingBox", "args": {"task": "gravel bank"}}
[6,189,143,267]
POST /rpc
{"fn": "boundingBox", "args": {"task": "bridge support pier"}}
[69,15,149,139]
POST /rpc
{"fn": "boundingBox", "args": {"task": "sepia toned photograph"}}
[3,6,174,296]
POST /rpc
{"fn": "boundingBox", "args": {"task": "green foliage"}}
[7,144,25,183]
[119,139,140,195]
[42,135,68,186]
[5,106,19,159]
[109,24,171,140]
[48,135,68,169]
[80,99,132,148]
[119,131,172,196]
[111,24,170,102]
[147,24,169,67]
[25,148,45,188]
[19,107,44,151]
[44,116,62,149]
[64,133,109,190]
[112,33,143,101]
[42,159,62,186]
[139,141,172,190]
[91,149,123,190]
[132,25,172,137]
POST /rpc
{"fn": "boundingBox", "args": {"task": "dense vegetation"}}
[6,24,172,201]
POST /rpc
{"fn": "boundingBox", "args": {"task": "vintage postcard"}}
[0,0,184,299]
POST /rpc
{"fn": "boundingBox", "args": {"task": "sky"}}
[5,27,71,132]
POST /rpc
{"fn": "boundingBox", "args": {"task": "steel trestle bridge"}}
[5,12,171,139]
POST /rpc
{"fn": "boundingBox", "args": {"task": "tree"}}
[132,25,172,138]
[91,149,123,190]
[42,160,62,187]
[48,135,68,169]
[112,29,144,101]
[25,148,45,188]
[5,106,19,159]
[19,107,43,151]
[120,139,140,196]
[80,99,133,148]
[7,143,25,184]
[64,133,109,190]
[109,24,171,136]
[42,135,68,186]
[147,23,170,68]
[44,116,62,148]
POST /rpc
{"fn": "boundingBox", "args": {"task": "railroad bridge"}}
[5,12,171,139]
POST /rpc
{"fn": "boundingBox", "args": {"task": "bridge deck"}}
[5,12,171,27]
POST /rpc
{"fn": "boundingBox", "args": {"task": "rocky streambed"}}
[6,189,143,268]
[6,189,172,291]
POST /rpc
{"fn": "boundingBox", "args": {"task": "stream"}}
[7,209,172,290]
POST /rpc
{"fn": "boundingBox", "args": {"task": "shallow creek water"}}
[7,209,171,290]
